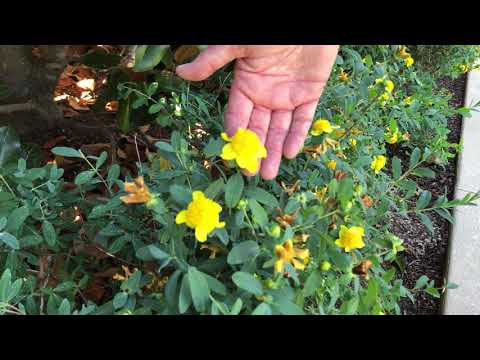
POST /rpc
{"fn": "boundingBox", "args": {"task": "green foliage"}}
[1,45,479,315]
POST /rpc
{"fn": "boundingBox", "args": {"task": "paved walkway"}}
[442,69,480,314]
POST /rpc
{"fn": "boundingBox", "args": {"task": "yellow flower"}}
[349,138,357,146]
[274,239,310,273]
[404,96,413,105]
[220,128,267,173]
[339,68,349,82]
[175,191,225,242]
[335,225,365,252]
[378,92,390,102]
[371,155,387,174]
[311,119,336,136]
[385,128,400,144]
[404,56,414,67]
[120,176,152,204]
[385,80,394,93]
[398,46,410,59]
[326,159,337,170]
[459,64,469,73]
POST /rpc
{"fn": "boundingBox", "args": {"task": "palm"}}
[176,45,339,180]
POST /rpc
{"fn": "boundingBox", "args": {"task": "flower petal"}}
[192,191,204,201]
[175,210,188,224]
[221,132,231,142]
[274,259,285,273]
[220,144,236,160]
[292,258,306,271]
[195,228,208,242]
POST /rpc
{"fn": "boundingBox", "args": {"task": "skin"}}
[176,45,339,180]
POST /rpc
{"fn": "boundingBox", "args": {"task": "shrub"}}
[0,45,479,315]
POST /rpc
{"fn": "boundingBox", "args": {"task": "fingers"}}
[283,100,319,159]
[224,85,253,137]
[242,106,271,176]
[260,110,292,180]
[175,45,241,81]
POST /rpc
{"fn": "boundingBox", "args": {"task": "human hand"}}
[176,45,339,180]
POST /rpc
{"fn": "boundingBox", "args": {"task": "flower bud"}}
[269,224,282,238]
[320,261,332,272]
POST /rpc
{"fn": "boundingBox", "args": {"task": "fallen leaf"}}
[68,97,90,111]
[77,78,95,91]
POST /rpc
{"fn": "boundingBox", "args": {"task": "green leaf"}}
[178,274,192,314]
[7,206,29,234]
[0,232,18,250]
[107,164,121,185]
[0,126,21,167]
[303,270,322,298]
[188,267,210,313]
[392,157,401,180]
[273,298,305,315]
[113,292,128,309]
[42,220,57,247]
[409,147,421,168]
[364,279,378,307]
[165,270,182,308]
[203,273,227,296]
[204,138,224,158]
[425,287,441,298]
[245,187,279,208]
[338,177,354,207]
[169,184,192,206]
[134,45,170,72]
[118,96,131,133]
[418,213,434,234]
[0,217,6,232]
[58,299,71,315]
[75,170,96,186]
[148,103,164,114]
[232,272,263,295]
[96,151,108,169]
[51,147,83,159]
[411,167,436,178]
[446,282,459,290]
[414,275,429,290]
[204,178,225,200]
[416,191,432,210]
[225,173,244,208]
[0,269,11,302]
[214,228,229,246]
[147,245,170,261]
[227,240,260,265]
[251,302,272,315]
[340,296,359,315]
[248,199,268,228]
[229,298,243,315]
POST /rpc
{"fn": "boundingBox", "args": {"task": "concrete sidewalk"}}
[442,69,480,315]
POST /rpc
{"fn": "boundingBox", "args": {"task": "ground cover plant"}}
[0,45,479,315]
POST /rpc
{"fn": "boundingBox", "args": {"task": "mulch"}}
[390,74,467,315]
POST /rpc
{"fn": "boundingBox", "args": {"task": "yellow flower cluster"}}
[398,46,414,67]
[371,155,387,174]
[175,191,225,242]
[274,239,310,273]
[221,128,267,173]
[311,118,336,136]
[339,68,349,82]
[335,225,365,252]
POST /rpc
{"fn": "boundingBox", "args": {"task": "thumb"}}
[176,45,243,81]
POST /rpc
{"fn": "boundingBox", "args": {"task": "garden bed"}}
[392,74,466,315]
